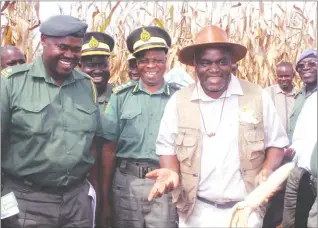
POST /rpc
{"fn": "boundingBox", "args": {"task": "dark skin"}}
[100,140,116,228]
[0,46,26,68]
[147,47,284,200]
[231,63,238,75]
[128,58,140,81]
[80,55,110,95]
[136,49,167,93]
[41,34,83,86]
[194,47,232,99]
[296,57,317,96]
[276,65,294,93]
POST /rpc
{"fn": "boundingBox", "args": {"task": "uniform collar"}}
[132,80,171,96]
[191,74,243,101]
[274,84,298,96]
[98,84,113,103]
[28,56,83,85]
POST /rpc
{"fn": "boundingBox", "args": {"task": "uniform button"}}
[67,151,70,155]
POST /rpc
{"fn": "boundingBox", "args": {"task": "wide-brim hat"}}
[126,26,171,55]
[81,32,115,57]
[178,25,247,66]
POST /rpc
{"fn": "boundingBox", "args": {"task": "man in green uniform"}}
[80,31,115,228]
[1,15,100,228]
[127,54,140,81]
[289,48,317,141]
[100,26,179,228]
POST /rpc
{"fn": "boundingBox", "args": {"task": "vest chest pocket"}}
[243,124,265,168]
[175,132,198,167]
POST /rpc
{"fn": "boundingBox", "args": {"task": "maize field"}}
[1,1,317,88]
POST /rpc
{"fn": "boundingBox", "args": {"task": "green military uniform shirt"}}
[97,83,113,113]
[102,80,178,163]
[96,83,113,152]
[1,57,101,187]
[289,86,317,141]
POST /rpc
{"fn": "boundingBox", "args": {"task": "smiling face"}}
[0,47,26,68]
[80,55,110,89]
[41,35,83,78]
[296,57,317,86]
[136,49,166,87]
[195,47,232,98]
[276,64,294,91]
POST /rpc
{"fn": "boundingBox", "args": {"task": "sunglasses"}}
[296,61,317,72]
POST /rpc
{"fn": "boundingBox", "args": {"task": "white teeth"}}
[60,60,72,66]
[146,72,156,76]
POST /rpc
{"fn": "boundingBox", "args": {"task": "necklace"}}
[198,88,228,137]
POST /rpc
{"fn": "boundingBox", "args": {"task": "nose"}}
[64,50,74,59]
[210,63,220,73]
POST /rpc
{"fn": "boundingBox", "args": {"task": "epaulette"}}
[1,64,31,78]
[112,80,137,95]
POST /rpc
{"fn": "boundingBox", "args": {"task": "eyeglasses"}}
[296,61,317,72]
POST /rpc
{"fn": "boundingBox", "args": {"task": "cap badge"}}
[88,36,99,48]
[140,28,151,42]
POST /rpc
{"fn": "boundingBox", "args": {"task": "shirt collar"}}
[98,84,113,103]
[28,56,82,85]
[191,74,244,101]
[132,80,171,96]
[274,84,298,96]
[295,85,317,98]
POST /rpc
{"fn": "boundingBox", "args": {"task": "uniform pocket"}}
[71,103,98,133]
[119,108,142,138]
[16,102,50,134]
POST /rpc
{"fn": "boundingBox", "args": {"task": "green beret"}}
[81,32,115,56]
[40,15,88,38]
[126,26,171,55]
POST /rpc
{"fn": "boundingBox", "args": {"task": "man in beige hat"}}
[146,25,289,227]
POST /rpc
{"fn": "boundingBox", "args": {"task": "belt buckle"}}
[140,167,151,179]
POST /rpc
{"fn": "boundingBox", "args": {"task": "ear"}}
[41,34,47,47]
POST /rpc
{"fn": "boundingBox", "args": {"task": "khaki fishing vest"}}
[172,79,265,221]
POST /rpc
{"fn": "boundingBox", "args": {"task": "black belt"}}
[116,159,159,179]
[197,195,239,209]
[2,172,85,194]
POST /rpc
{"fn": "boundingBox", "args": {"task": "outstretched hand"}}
[146,168,179,201]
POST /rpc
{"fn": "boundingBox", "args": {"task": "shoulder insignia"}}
[1,64,30,78]
[112,80,137,95]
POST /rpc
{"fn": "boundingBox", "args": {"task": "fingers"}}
[148,181,169,201]
[145,169,160,179]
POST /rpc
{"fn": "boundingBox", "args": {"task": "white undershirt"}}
[291,91,317,171]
